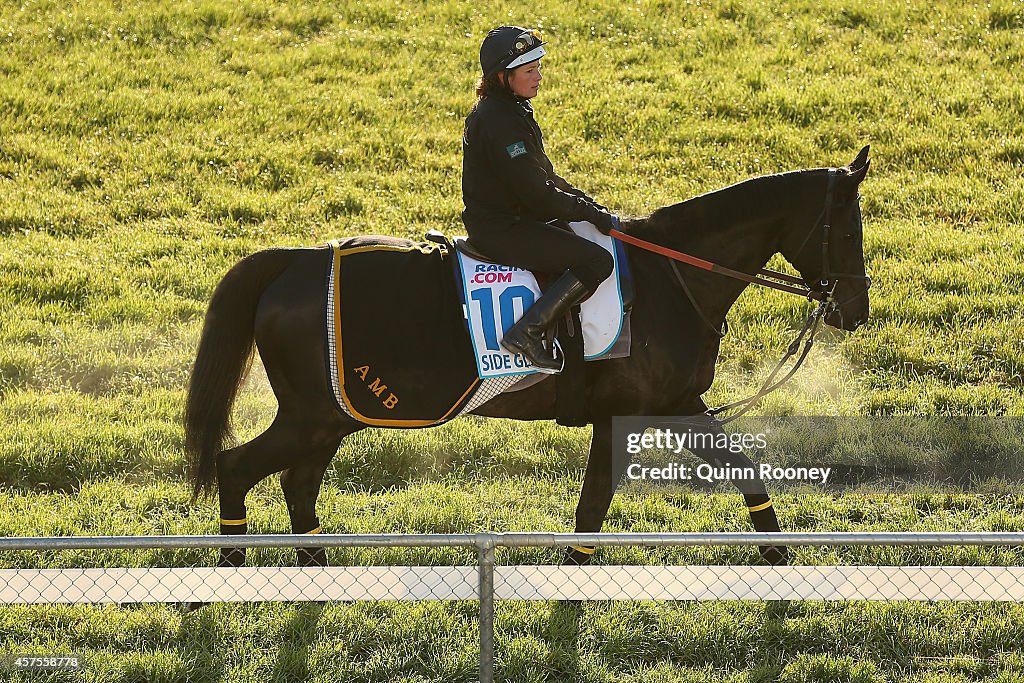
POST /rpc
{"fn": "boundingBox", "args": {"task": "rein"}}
[609,169,869,423]
[706,298,831,424]
[609,229,826,302]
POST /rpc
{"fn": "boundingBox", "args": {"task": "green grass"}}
[4,476,1024,681]
[8,601,1024,682]
[2,0,1024,680]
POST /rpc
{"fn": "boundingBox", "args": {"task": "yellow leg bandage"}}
[748,501,773,513]
[220,517,248,526]
[569,545,595,555]
[304,527,322,535]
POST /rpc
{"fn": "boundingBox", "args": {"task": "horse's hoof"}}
[179,601,209,613]
[561,547,594,567]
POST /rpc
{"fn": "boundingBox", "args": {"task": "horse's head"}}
[783,146,871,331]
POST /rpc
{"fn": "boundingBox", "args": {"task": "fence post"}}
[477,533,497,683]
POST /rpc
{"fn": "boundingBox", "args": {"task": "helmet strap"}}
[498,68,514,94]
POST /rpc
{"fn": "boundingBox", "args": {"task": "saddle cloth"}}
[324,231,632,427]
[454,221,627,379]
[325,236,485,427]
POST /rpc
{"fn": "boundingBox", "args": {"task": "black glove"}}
[585,205,618,235]
[572,188,606,211]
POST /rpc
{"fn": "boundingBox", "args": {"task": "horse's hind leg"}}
[565,419,619,566]
[216,412,346,568]
[280,425,363,567]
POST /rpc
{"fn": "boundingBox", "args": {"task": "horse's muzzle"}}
[825,305,869,331]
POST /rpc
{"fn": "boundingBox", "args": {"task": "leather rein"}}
[609,169,871,423]
[610,230,824,302]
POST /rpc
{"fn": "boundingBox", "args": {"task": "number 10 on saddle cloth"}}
[455,221,626,378]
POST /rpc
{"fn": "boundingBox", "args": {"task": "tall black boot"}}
[500,271,590,373]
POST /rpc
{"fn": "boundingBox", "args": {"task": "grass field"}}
[2,0,1024,681]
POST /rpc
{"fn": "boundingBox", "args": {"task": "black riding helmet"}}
[479,26,547,82]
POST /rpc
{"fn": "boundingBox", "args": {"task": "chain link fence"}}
[2,532,1024,681]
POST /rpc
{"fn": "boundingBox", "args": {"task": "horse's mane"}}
[628,167,841,233]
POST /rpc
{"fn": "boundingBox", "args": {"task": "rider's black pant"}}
[466,219,613,291]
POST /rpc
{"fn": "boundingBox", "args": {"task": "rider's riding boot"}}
[500,271,590,373]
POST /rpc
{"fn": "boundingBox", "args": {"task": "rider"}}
[462,26,618,373]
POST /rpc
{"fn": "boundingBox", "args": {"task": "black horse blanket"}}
[325,236,480,427]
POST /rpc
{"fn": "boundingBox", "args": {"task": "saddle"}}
[434,224,635,312]
[430,224,633,376]
[433,223,634,426]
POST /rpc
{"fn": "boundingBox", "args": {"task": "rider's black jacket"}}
[461,88,604,233]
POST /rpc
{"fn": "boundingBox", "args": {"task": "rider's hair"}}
[475,74,502,99]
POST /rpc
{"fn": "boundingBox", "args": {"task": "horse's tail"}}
[184,248,297,502]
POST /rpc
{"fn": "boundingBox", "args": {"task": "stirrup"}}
[531,338,564,375]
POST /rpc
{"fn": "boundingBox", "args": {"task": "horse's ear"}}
[850,159,870,185]
[850,145,870,171]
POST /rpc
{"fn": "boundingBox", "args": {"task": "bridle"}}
[787,169,873,315]
[609,168,872,423]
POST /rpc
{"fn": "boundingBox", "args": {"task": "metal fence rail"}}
[3,532,1024,683]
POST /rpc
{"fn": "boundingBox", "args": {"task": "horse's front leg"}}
[664,406,788,566]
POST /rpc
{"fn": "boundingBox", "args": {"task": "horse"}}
[184,147,871,570]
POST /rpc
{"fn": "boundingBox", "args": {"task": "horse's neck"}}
[636,174,811,327]
[683,221,778,328]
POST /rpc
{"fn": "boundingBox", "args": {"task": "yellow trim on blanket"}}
[328,240,436,257]
[331,243,481,427]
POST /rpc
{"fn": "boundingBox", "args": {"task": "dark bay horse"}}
[184,147,871,569]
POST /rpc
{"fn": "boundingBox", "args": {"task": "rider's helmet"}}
[479,26,546,82]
